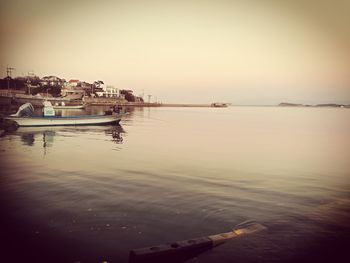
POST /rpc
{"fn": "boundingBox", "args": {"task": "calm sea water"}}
[0,106,349,263]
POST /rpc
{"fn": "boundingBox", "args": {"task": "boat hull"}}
[6,115,121,127]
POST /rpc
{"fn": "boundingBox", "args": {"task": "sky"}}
[1,0,350,104]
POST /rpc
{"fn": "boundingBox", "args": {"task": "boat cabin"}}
[43,101,55,116]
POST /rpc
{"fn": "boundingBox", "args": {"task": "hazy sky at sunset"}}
[1,0,349,104]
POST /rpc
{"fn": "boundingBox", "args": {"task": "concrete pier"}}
[84,97,215,107]
[160,103,211,107]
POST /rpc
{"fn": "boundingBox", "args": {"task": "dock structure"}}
[89,102,228,107]
[160,103,211,107]
[118,103,227,107]
[84,97,223,107]
[83,97,126,106]
[83,97,160,107]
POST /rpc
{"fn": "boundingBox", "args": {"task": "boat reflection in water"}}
[19,128,55,148]
[16,125,125,152]
[106,125,125,144]
[21,133,35,146]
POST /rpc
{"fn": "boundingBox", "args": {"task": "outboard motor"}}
[11,103,34,117]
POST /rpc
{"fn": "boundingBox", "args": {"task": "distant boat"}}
[5,102,122,127]
[211,102,228,107]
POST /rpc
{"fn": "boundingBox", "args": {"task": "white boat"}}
[53,105,85,109]
[52,101,86,109]
[5,102,122,127]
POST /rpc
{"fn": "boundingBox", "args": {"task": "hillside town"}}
[0,67,227,109]
[0,71,144,103]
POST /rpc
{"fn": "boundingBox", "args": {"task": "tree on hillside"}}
[32,84,62,97]
[120,90,135,102]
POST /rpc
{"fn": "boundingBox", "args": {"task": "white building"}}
[105,85,118,97]
[95,84,118,97]
[68,79,79,87]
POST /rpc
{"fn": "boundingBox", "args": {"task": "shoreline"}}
[1,93,349,108]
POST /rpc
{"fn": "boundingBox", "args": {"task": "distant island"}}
[278,102,350,108]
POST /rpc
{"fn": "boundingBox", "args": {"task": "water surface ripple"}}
[0,106,349,262]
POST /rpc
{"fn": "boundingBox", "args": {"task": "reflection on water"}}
[16,124,125,152]
[21,133,35,146]
[42,131,55,149]
[0,106,349,263]
[106,125,125,144]
[20,130,56,148]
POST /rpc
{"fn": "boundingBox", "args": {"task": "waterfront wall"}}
[84,97,127,105]
[84,97,162,107]
[160,103,211,107]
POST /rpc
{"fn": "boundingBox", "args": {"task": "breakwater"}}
[160,103,211,107]
[0,95,223,108]
[84,97,215,107]
[83,97,160,107]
